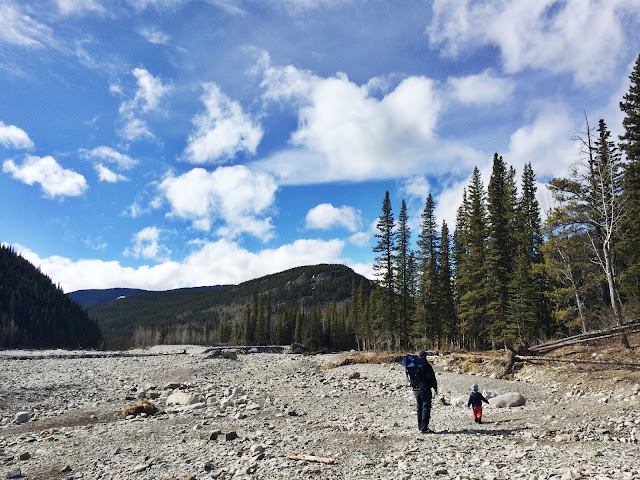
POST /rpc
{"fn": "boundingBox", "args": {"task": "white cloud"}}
[305,203,361,232]
[95,163,128,182]
[403,176,431,200]
[80,146,138,169]
[12,237,347,291]
[0,121,34,149]
[0,2,54,48]
[447,69,515,105]
[124,226,171,261]
[183,83,263,164]
[428,0,640,86]
[138,26,171,45]
[3,155,88,198]
[117,68,173,141]
[159,165,278,240]
[55,0,106,15]
[506,103,579,180]
[255,55,482,184]
[348,231,370,248]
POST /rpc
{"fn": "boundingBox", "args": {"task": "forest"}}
[244,53,640,353]
[0,244,103,349]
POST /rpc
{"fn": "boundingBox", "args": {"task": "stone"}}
[489,392,526,408]
[14,412,29,424]
[18,452,30,461]
[166,391,200,406]
[5,468,21,479]
[225,431,238,441]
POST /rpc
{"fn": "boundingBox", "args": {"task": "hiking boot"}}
[420,428,434,434]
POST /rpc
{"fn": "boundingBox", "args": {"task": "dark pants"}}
[414,389,432,431]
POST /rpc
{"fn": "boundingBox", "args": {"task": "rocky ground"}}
[1,345,639,480]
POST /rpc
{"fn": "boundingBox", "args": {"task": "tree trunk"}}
[603,243,630,348]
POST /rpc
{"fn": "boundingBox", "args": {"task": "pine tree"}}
[373,191,397,347]
[619,53,640,307]
[457,167,489,348]
[439,220,457,346]
[416,194,440,347]
[395,199,414,348]
[486,153,514,346]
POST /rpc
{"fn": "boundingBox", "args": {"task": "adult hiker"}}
[403,350,438,433]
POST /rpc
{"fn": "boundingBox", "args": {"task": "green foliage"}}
[0,245,103,349]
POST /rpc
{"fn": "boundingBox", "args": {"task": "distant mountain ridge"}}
[68,285,226,308]
[84,264,373,349]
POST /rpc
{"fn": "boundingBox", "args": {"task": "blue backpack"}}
[401,354,425,387]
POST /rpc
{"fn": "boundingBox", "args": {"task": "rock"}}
[18,452,30,461]
[5,468,21,479]
[14,412,29,424]
[489,392,526,408]
[166,391,201,406]
[225,431,238,441]
[60,465,72,473]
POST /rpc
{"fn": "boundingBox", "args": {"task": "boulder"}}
[489,392,526,408]
[166,391,201,406]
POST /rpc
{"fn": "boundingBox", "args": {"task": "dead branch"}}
[530,320,640,354]
[288,454,336,464]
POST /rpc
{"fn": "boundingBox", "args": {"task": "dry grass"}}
[121,399,159,418]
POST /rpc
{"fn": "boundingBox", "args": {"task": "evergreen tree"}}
[395,199,414,348]
[439,220,457,347]
[486,153,514,346]
[457,167,489,348]
[619,53,640,307]
[372,191,397,347]
[416,194,440,347]
[549,117,628,346]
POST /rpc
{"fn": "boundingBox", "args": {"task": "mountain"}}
[68,288,151,307]
[0,245,103,349]
[68,285,226,308]
[86,264,373,349]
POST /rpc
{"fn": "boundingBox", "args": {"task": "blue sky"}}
[1,0,640,293]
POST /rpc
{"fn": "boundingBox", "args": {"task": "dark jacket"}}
[410,360,438,392]
[467,391,489,407]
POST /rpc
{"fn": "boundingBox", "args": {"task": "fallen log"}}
[288,454,336,464]
[514,355,640,369]
[530,320,640,354]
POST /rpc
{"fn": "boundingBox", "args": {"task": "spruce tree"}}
[457,167,489,348]
[619,53,640,306]
[373,191,397,347]
[416,194,440,347]
[395,199,414,348]
[439,220,457,346]
[486,153,514,346]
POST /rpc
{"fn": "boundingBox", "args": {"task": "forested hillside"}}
[0,245,103,349]
[88,264,372,349]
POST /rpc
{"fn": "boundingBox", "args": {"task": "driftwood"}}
[514,355,640,369]
[529,320,640,354]
[287,454,336,464]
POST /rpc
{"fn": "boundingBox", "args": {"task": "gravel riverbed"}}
[1,346,639,480]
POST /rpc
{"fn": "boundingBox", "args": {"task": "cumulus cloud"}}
[116,68,173,141]
[124,226,171,261]
[0,2,54,48]
[254,55,481,184]
[505,103,579,179]
[159,165,278,240]
[95,163,128,182]
[0,121,34,149]
[182,83,263,164]
[447,70,515,105]
[305,203,361,232]
[12,237,347,291]
[428,0,640,86]
[3,155,88,198]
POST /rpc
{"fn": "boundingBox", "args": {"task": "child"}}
[467,384,489,424]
